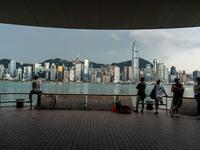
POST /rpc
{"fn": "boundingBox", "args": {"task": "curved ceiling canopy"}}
[0,0,200,29]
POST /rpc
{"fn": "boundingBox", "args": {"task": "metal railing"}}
[0,92,194,114]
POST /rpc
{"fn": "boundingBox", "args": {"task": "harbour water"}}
[0,81,194,107]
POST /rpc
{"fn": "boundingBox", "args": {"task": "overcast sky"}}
[0,23,200,74]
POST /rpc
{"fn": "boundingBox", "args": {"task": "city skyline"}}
[1,23,200,74]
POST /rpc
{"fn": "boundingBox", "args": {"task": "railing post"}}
[0,94,1,109]
[30,93,32,110]
[166,96,168,114]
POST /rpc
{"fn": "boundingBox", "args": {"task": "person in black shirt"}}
[134,77,146,113]
[171,78,184,117]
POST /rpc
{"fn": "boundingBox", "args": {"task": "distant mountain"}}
[0,58,152,71]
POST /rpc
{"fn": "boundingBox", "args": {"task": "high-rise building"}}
[44,62,50,70]
[128,66,132,81]
[23,66,32,80]
[33,63,42,73]
[164,67,169,83]
[75,63,82,82]
[114,66,120,83]
[63,66,68,82]
[8,60,16,78]
[132,40,139,82]
[58,66,63,82]
[122,66,128,81]
[50,63,56,80]
[83,59,89,82]
[69,68,75,82]
[156,63,164,81]
[153,59,159,72]
[145,64,152,82]
[170,66,176,75]
[16,67,22,80]
[0,64,4,79]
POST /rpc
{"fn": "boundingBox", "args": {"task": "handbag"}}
[142,94,146,99]
[150,84,156,99]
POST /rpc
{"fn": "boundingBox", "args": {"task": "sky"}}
[0,23,200,74]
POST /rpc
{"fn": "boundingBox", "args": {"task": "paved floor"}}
[0,107,200,150]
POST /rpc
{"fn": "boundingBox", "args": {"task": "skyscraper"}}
[50,63,57,80]
[132,40,139,82]
[75,63,82,82]
[69,67,75,82]
[156,63,164,81]
[145,64,152,82]
[153,59,159,72]
[83,59,89,82]
[8,60,16,78]
[114,66,120,83]
[58,66,63,82]
[170,66,176,75]
[16,67,22,80]
[0,64,4,79]
[23,66,32,80]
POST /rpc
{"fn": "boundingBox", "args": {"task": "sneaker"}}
[154,112,158,114]
[140,110,143,113]
[175,112,179,117]
[134,109,138,113]
[171,110,174,117]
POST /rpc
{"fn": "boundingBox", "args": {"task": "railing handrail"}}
[0,92,195,99]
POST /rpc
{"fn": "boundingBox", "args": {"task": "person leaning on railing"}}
[29,75,42,106]
[171,78,184,117]
[194,77,200,120]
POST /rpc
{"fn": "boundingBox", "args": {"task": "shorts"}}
[137,96,144,103]
[155,97,163,109]
[173,97,182,107]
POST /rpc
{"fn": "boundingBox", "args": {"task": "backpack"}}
[150,84,156,99]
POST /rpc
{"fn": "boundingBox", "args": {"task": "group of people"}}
[134,77,200,120]
[133,77,188,118]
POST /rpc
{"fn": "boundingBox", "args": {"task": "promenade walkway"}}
[0,107,200,150]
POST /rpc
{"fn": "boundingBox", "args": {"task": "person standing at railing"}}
[171,78,184,117]
[134,77,146,113]
[194,77,200,120]
[29,75,42,107]
[154,79,168,114]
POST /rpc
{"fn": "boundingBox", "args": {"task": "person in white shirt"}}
[154,79,168,114]
[30,75,42,106]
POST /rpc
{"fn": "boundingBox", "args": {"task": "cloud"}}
[127,27,200,73]
[109,33,119,40]
[106,50,116,55]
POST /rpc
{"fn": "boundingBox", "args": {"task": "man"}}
[134,77,146,113]
[194,77,200,120]
[154,79,168,114]
[30,75,42,106]
[171,78,184,117]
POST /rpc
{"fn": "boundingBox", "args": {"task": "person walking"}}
[171,78,184,117]
[194,77,200,120]
[134,77,146,113]
[154,79,168,114]
[30,75,42,106]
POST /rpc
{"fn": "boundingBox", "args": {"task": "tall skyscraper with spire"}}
[132,40,139,82]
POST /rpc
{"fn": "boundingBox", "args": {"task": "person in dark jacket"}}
[134,77,146,113]
[171,78,184,117]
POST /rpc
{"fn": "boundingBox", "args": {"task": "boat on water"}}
[57,82,63,85]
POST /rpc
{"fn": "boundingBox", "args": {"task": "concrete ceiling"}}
[0,0,200,29]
